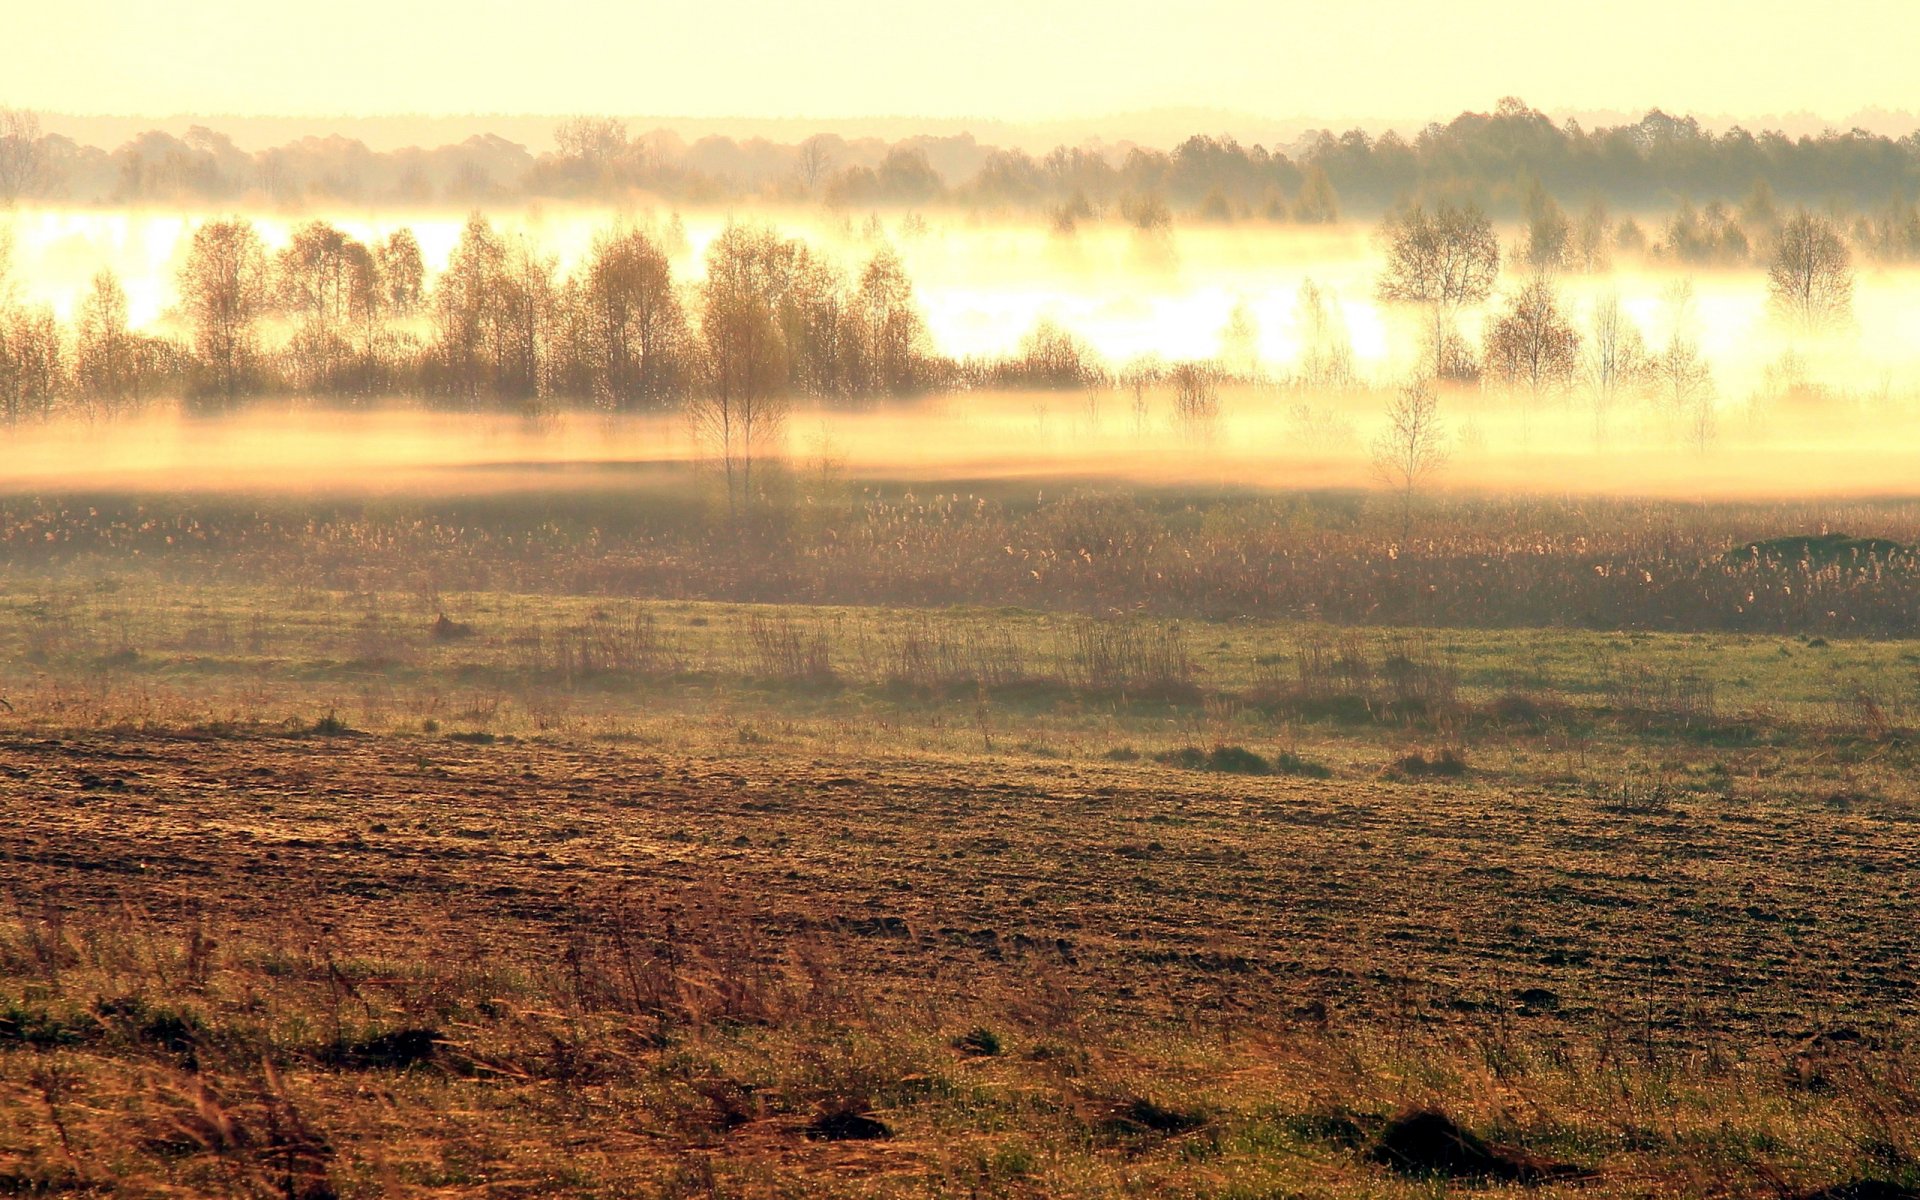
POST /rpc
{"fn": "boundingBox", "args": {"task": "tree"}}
[1648,281,1716,442]
[1522,181,1571,272]
[1292,279,1356,392]
[432,214,509,403]
[554,116,628,190]
[1370,379,1448,543]
[1119,356,1164,435]
[796,135,837,193]
[1768,210,1853,330]
[1290,165,1339,223]
[0,108,46,205]
[1216,300,1259,377]
[430,215,553,404]
[853,247,928,396]
[73,270,135,414]
[556,116,627,168]
[0,303,64,423]
[692,224,793,517]
[1376,203,1499,381]
[1169,361,1221,440]
[178,217,270,403]
[1572,199,1613,273]
[276,220,368,392]
[376,229,424,317]
[1483,276,1581,406]
[573,226,688,410]
[1581,290,1646,438]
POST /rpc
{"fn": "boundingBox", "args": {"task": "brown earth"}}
[4,728,1914,1043]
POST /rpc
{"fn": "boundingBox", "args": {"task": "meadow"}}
[2,467,1920,1197]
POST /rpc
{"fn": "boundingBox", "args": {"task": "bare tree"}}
[178,217,270,404]
[73,270,134,415]
[432,214,509,403]
[1290,165,1339,223]
[0,108,46,205]
[429,215,553,404]
[276,220,366,392]
[796,135,837,193]
[0,304,64,423]
[1216,300,1259,378]
[573,226,688,410]
[1572,198,1614,273]
[1291,279,1356,392]
[376,229,424,317]
[1168,361,1221,441]
[1522,181,1571,272]
[1768,210,1853,331]
[854,247,928,396]
[555,117,628,174]
[1370,379,1448,543]
[1582,290,1646,438]
[1376,203,1500,381]
[1648,281,1716,445]
[692,224,792,518]
[1484,276,1581,407]
[1119,355,1164,436]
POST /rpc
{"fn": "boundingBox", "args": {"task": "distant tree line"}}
[6,99,1920,244]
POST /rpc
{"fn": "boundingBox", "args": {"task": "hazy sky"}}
[8,0,1918,123]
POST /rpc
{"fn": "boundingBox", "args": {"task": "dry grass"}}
[4,483,1920,1194]
[9,487,1920,633]
[3,729,1920,1197]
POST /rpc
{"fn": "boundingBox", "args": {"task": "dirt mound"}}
[805,1109,892,1141]
[1370,1108,1583,1182]
[430,613,476,641]
[1388,749,1468,778]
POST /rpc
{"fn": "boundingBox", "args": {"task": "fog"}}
[0,384,1912,503]
[4,206,1920,500]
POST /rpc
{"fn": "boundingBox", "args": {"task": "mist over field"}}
[11,12,1920,1188]
[4,203,1920,500]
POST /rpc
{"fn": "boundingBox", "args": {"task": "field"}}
[4,475,1920,1197]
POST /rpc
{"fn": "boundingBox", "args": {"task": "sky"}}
[6,0,1919,126]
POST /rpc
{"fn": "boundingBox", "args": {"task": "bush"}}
[1390,748,1468,777]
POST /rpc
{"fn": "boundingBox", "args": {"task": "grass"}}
[3,733,1920,1190]
[13,485,1920,633]
[5,486,1920,1194]
[4,583,1919,756]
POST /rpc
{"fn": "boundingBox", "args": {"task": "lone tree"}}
[1767,210,1853,331]
[1370,379,1448,543]
[1376,203,1500,380]
[1484,276,1581,405]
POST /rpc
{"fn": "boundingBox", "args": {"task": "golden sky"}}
[7,0,1917,123]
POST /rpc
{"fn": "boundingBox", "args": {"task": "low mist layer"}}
[0,388,1915,502]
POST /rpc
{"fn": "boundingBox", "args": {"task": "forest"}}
[6,99,1920,228]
